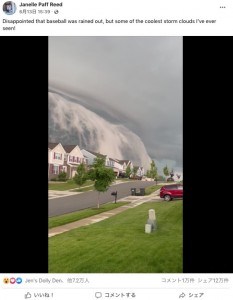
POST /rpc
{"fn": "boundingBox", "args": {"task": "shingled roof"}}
[85,150,107,159]
[62,145,77,153]
[48,142,59,150]
[118,159,131,165]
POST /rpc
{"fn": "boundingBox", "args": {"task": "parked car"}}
[160,184,183,201]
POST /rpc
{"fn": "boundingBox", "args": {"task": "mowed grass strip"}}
[145,185,161,195]
[48,180,94,191]
[49,201,182,273]
[70,186,94,192]
[49,202,130,229]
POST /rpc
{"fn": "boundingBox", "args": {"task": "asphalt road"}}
[49,181,158,217]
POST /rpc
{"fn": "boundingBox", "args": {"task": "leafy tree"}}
[149,160,158,179]
[88,157,116,208]
[73,163,88,187]
[125,165,132,178]
[163,165,170,177]
[146,169,151,178]
[132,166,138,178]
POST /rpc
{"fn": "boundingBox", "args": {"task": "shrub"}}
[58,172,68,182]
[50,178,57,181]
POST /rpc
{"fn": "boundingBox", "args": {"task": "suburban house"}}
[107,158,124,177]
[118,160,134,176]
[48,142,67,180]
[134,166,145,177]
[81,149,125,176]
[81,149,107,166]
[48,144,146,181]
[62,144,86,178]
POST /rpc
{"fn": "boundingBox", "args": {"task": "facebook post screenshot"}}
[1,1,232,300]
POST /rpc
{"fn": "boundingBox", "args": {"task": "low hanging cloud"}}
[49,92,152,169]
[49,37,183,171]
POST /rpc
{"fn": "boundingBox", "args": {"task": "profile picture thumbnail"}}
[3,1,16,15]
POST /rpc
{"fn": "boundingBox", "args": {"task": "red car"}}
[160,184,183,201]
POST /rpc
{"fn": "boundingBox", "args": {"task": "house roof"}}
[134,166,143,170]
[109,157,120,163]
[85,149,107,159]
[48,142,59,150]
[62,145,77,153]
[118,160,131,165]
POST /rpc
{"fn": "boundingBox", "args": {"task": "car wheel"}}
[164,195,171,201]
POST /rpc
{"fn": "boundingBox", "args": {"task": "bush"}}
[50,178,57,181]
[58,172,68,182]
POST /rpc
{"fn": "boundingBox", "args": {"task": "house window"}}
[53,165,59,174]
[54,152,62,160]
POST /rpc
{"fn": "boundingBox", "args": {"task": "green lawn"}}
[49,202,130,229]
[48,180,94,191]
[70,185,94,192]
[145,185,162,195]
[49,201,182,273]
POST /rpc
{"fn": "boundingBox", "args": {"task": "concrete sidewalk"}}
[49,190,162,238]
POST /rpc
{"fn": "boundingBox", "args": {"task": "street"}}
[49,181,157,217]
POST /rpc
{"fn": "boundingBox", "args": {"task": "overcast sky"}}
[49,37,182,172]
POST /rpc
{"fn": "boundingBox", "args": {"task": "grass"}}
[116,178,131,182]
[48,179,94,191]
[145,185,162,195]
[49,202,130,229]
[49,200,182,273]
[70,185,94,192]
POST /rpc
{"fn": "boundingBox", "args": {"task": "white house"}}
[107,158,124,176]
[48,142,67,180]
[135,166,145,177]
[81,149,107,166]
[118,160,134,176]
[63,144,86,178]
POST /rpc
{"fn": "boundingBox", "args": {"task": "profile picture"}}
[3,1,16,15]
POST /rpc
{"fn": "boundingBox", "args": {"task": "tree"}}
[132,166,138,178]
[88,157,116,208]
[73,163,88,188]
[149,160,158,179]
[125,165,132,178]
[163,165,169,177]
[146,169,151,178]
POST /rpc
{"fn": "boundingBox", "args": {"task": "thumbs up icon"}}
[25,292,32,299]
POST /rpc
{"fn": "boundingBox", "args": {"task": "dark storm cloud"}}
[49,37,182,170]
